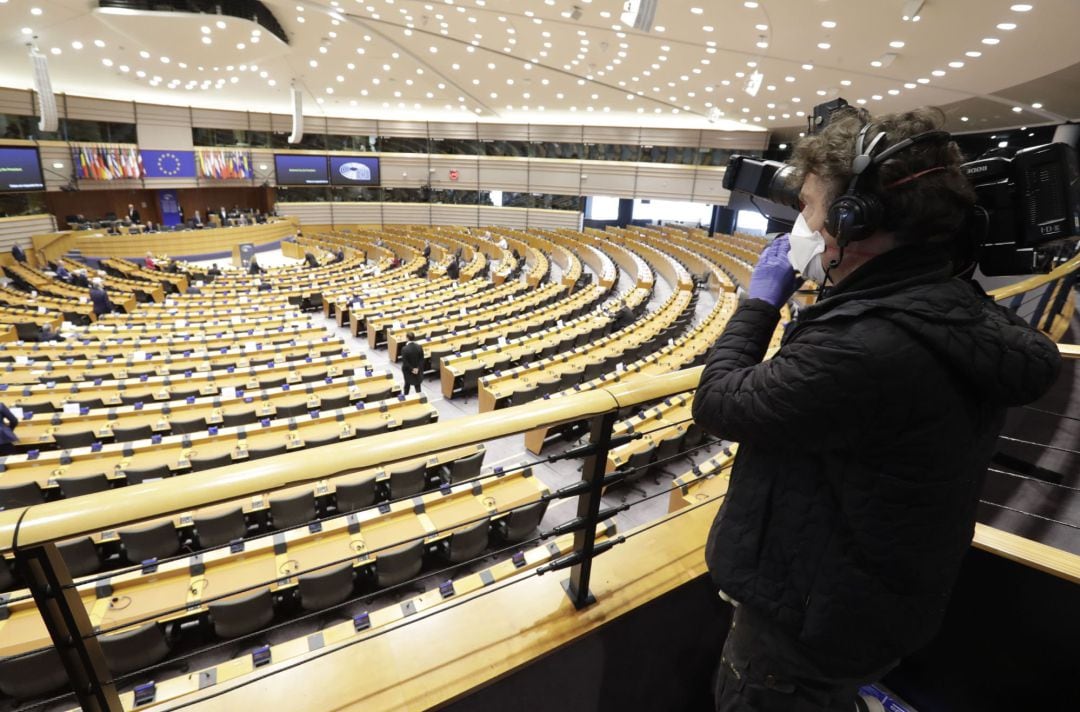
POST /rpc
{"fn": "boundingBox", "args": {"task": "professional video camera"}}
[722,99,1080,276]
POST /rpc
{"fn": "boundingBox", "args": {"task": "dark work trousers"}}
[714,604,897,712]
[403,371,423,396]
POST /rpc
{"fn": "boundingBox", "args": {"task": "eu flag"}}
[141,150,196,178]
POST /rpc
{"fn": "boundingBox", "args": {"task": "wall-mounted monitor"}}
[329,156,381,186]
[274,154,329,185]
[0,147,45,192]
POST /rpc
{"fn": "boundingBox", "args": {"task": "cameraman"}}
[691,107,1062,712]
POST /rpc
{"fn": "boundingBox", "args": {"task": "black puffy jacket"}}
[691,244,1061,676]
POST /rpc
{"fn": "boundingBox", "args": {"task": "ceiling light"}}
[1010,3,1033,10]
[20,27,32,35]
[904,82,916,89]
[139,50,150,58]
[949,61,964,68]
[901,0,924,21]
[1012,106,1023,113]
[102,58,113,67]
[966,50,982,57]
[30,6,42,14]
[216,20,226,29]
[960,116,969,122]
[71,40,83,49]
[49,46,60,55]
[744,1,759,7]
[802,63,814,70]
[931,69,946,76]
[840,79,852,86]
[1032,102,1043,109]
[821,20,837,28]
[889,40,906,48]
[94,39,106,48]
[755,23,768,30]
[817,42,831,49]
[997,22,1017,30]
[982,37,1000,44]
[201,34,212,44]
[917,77,930,83]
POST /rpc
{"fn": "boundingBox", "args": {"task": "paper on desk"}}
[63,402,80,416]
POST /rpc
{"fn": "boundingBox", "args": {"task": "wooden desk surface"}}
[0,466,545,657]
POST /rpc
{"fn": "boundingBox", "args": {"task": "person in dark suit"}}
[0,402,20,456]
[71,269,90,289]
[89,278,113,318]
[400,332,425,396]
[54,263,71,282]
[422,241,431,258]
[177,206,185,224]
[248,257,264,275]
[304,252,319,268]
[445,258,460,280]
[331,249,345,264]
[208,263,222,277]
[127,204,141,223]
[10,245,26,264]
[38,322,63,342]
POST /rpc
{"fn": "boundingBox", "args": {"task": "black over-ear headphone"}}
[825,123,951,247]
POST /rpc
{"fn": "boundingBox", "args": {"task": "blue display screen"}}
[274,154,329,185]
[329,156,381,186]
[0,147,45,192]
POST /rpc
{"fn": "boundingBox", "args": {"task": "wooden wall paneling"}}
[37,143,76,190]
[427,155,480,190]
[477,157,529,192]
[428,122,481,140]
[0,214,55,251]
[327,203,383,225]
[526,158,582,195]
[691,167,730,204]
[479,205,528,229]
[280,202,334,225]
[375,120,430,138]
[634,164,698,201]
[45,187,161,224]
[382,202,432,225]
[583,125,642,145]
[579,161,637,197]
[431,204,479,227]
[525,209,580,231]
[0,88,34,116]
[478,124,530,141]
[62,95,136,124]
[380,154,433,187]
[698,129,770,150]
[190,107,250,130]
[527,124,584,143]
[638,127,705,148]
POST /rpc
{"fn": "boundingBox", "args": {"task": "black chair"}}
[651,431,686,475]
[112,424,155,443]
[207,588,275,639]
[298,563,355,612]
[0,555,15,591]
[57,473,112,498]
[190,452,235,472]
[494,500,549,543]
[220,410,256,428]
[333,474,377,512]
[273,403,308,419]
[0,647,69,699]
[119,521,181,563]
[123,464,172,485]
[194,507,247,549]
[99,621,171,675]
[374,540,424,588]
[399,412,435,429]
[56,536,102,577]
[436,519,490,564]
[387,461,427,499]
[170,418,208,435]
[52,430,98,450]
[355,421,392,438]
[0,481,44,510]
[363,386,395,402]
[249,444,289,460]
[269,491,317,530]
[320,395,351,411]
[438,450,485,485]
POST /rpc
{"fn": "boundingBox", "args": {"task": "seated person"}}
[71,269,90,288]
[445,258,460,280]
[38,322,63,342]
[304,252,319,268]
[331,248,345,264]
[54,263,71,282]
[249,257,264,275]
[208,263,222,277]
[144,251,159,270]
[10,245,26,264]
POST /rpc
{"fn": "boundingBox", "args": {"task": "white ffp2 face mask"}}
[788,213,828,285]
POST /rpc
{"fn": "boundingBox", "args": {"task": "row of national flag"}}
[73,147,254,181]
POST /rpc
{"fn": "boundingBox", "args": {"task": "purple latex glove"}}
[747,235,797,308]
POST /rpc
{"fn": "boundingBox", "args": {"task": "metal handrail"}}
[987,251,1080,301]
[0,368,702,552]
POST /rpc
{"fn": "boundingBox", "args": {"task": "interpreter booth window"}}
[634,199,714,227]
[271,132,326,150]
[0,192,45,217]
[331,187,383,202]
[376,136,429,153]
[429,138,480,156]
[275,187,330,202]
[585,196,620,221]
[430,189,481,205]
[325,134,377,152]
[529,141,583,160]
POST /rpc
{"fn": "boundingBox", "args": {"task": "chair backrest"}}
[57,473,111,498]
[269,491,317,530]
[190,452,235,473]
[388,461,427,499]
[334,475,377,513]
[194,507,247,549]
[375,540,424,588]
[208,588,275,639]
[169,418,207,435]
[112,424,154,443]
[447,451,485,483]
[0,555,15,591]
[123,465,171,486]
[119,521,181,563]
[444,519,490,563]
[0,481,44,510]
[221,411,256,428]
[0,646,69,698]
[399,412,435,429]
[298,563,355,611]
[53,430,98,450]
[250,444,289,460]
[499,500,549,543]
[99,622,171,675]
[56,536,102,577]
[356,420,392,437]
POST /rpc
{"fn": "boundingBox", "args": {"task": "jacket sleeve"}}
[691,298,882,452]
[0,404,16,430]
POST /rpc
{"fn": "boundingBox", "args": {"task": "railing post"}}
[14,542,122,711]
[565,409,619,609]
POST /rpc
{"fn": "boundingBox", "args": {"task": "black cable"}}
[622,492,728,541]
[986,467,1080,494]
[998,434,1080,457]
[1020,405,1080,423]
[978,499,1080,531]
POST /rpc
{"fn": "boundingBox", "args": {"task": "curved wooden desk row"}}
[3,352,367,413]
[0,285,119,323]
[440,309,615,400]
[0,324,331,359]
[606,393,697,474]
[98,259,190,294]
[376,278,559,352]
[0,308,62,332]
[327,276,434,325]
[0,390,435,487]
[97,302,303,326]
[100,520,619,712]
[11,369,399,450]
[0,450,538,659]
[85,312,310,336]
[479,287,684,412]
[0,338,346,386]
[338,275,463,329]
[667,447,737,513]
[386,279,578,363]
[363,277,496,346]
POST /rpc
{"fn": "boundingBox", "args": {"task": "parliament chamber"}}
[0,1,1078,711]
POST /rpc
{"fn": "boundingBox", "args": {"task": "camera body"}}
[722,101,1080,276]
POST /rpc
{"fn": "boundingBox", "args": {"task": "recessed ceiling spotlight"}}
[744,1,758,7]
[982,37,1000,44]
[817,42,831,49]
[690,6,703,14]
[966,50,982,57]
[949,61,964,68]
[821,20,837,28]
[1010,3,1033,10]
[890,40,906,48]
[960,116,969,121]
[997,22,1017,30]
[1012,106,1023,112]
[1032,102,1043,108]
[71,41,83,49]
